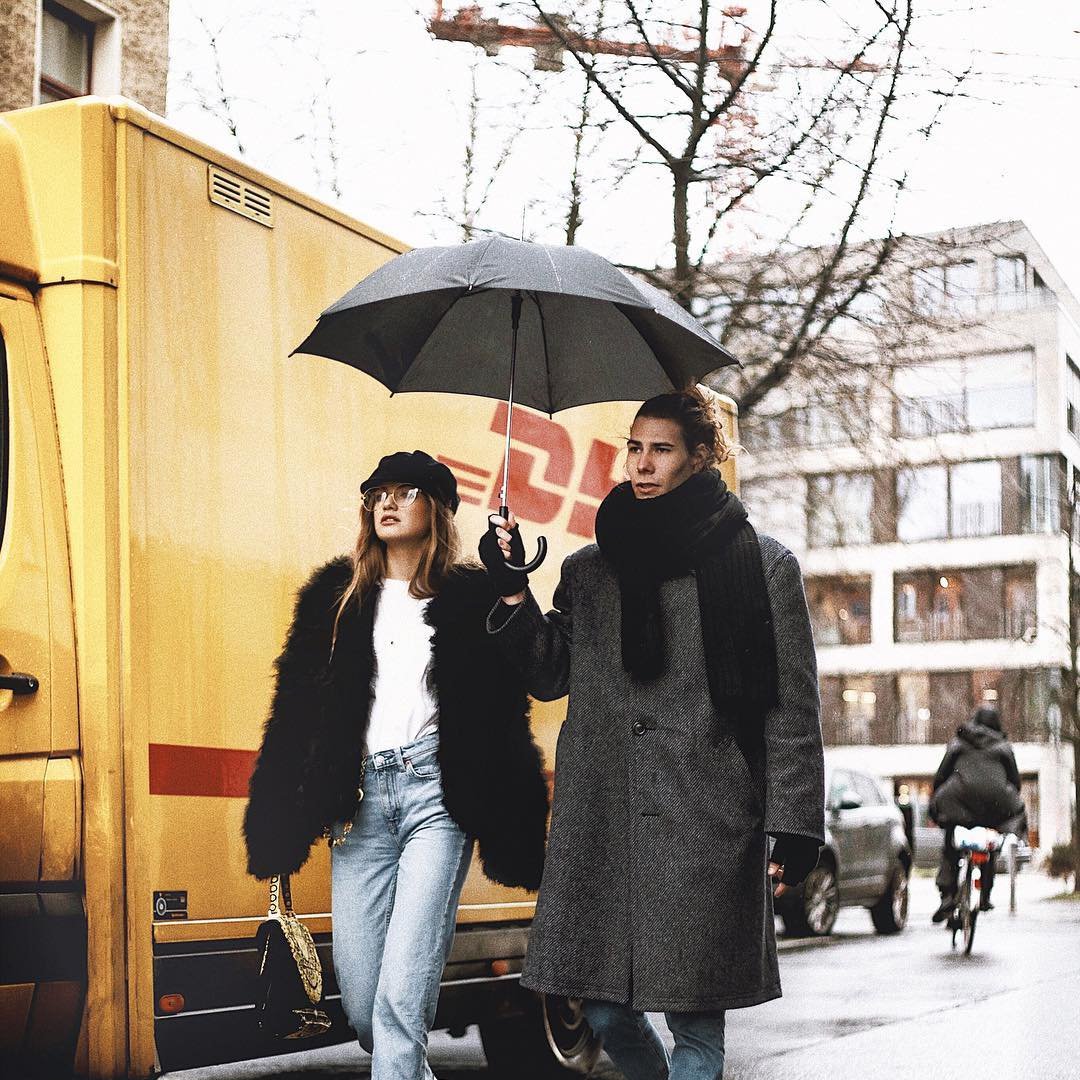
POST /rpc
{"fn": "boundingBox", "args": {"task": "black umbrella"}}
[294,234,738,571]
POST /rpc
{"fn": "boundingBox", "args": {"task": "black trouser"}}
[936,827,997,903]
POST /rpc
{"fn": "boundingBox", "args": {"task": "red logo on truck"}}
[439,404,622,539]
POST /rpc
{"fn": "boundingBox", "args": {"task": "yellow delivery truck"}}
[0,97,737,1078]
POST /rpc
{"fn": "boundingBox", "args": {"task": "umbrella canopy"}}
[293,234,738,415]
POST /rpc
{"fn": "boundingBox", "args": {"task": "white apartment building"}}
[731,221,1078,855]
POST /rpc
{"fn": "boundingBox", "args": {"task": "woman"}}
[244,450,548,1080]
[480,389,825,1080]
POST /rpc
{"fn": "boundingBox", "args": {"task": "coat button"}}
[632,720,647,736]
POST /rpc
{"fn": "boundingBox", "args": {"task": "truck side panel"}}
[1,98,739,1076]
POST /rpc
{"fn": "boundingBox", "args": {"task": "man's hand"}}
[479,511,529,602]
[768,834,822,898]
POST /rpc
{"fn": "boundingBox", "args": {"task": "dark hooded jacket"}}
[929,719,1025,829]
[243,557,549,889]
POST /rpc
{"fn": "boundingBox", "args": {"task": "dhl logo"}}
[438,404,623,539]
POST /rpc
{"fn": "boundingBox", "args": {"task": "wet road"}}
[165,872,1080,1080]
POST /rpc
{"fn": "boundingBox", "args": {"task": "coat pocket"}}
[721,729,765,819]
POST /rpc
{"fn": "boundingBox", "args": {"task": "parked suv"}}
[776,766,912,937]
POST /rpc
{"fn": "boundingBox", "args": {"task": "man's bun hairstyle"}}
[634,385,735,468]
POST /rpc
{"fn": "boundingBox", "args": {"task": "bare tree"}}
[447,55,544,241]
[173,10,250,155]
[448,1,969,418]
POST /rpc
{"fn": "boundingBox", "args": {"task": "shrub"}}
[1046,843,1077,881]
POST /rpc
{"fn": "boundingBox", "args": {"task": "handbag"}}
[254,874,331,1039]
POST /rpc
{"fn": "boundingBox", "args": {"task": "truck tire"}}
[479,993,602,1078]
[870,862,909,934]
[780,862,839,937]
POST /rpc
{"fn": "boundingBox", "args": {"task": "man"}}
[479,388,824,1080]
[929,706,1026,922]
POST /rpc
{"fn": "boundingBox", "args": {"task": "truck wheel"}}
[870,862,909,934]
[480,993,602,1078]
[780,863,839,937]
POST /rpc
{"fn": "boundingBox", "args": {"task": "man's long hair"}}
[634,386,739,467]
[330,492,462,657]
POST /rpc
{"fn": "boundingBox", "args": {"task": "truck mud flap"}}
[0,885,87,1076]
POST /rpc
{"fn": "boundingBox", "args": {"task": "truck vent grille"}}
[207,166,275,227]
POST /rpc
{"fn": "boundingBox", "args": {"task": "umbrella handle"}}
[498,505,548,573]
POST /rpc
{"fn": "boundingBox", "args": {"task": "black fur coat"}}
[243,557,549,889]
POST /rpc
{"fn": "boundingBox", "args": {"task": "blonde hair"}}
[330,492,462,656]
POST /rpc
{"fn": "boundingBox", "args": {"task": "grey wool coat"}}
[488,533,825,1012]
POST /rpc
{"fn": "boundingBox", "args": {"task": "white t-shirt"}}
[365,579,439,754]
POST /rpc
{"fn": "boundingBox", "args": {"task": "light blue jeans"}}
[582,1000,727,1080]
[330,732,472,1080]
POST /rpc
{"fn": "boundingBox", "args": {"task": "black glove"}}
[478,515,529,598]
[769,833,821,888]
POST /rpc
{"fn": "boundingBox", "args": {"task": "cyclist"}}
[929,706,1026,923]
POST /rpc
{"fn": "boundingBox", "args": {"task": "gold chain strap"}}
[324,783,363,848]
[266,874,323,1005]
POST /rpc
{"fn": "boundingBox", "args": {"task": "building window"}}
[896,673,931,743]
[1019,455,1061,534]
[994,255,1026,295]
[894,565,1036,643]
[840,677,876,745]
[913,261,979,316]
[950,460,1003,537]
[1067,356,1080,442]
[895,352,1034,437]
[897,465,948,542]
[818,675,876,745]
[805,576,872,645]
[820,674,891,746]
[1004,567,1038,638]
[40,2,95,103]
[993,254,1027,310]
[801,402,852,448]
[807,473,874,547]
[797,372,870,448]
[897,460,1004,542]
[740,411,790,453]
[894,667,1056,745]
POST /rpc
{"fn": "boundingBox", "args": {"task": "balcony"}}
[895,608,1036,643]
[915,287,1058,319]
[811,615,872,646]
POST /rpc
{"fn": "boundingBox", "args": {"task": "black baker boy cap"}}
[361,450,460,513]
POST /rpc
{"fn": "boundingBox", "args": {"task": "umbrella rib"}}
[391,289,471,391]
[539,246,564,292]
[531,292,556,419]
[611,302,692,394]
[469,234,502,289]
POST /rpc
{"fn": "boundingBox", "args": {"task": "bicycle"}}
[947,825,1008,955]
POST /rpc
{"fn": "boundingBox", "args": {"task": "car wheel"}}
[781,863,839,937]
[870,861,909,934]
[480,993,602,1078]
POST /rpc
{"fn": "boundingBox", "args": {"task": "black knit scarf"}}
[593,469,779,717]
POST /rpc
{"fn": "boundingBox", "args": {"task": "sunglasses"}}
[362,484,421,513]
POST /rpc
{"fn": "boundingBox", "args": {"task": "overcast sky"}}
[166,1,1080,297]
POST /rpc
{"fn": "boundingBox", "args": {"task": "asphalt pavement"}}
[163,871,1080,1080]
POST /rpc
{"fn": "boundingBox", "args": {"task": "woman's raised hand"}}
[479,511,529,601]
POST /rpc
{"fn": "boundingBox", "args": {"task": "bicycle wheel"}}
[961,863,978,955]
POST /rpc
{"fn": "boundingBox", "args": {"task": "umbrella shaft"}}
[500,292,524,508]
